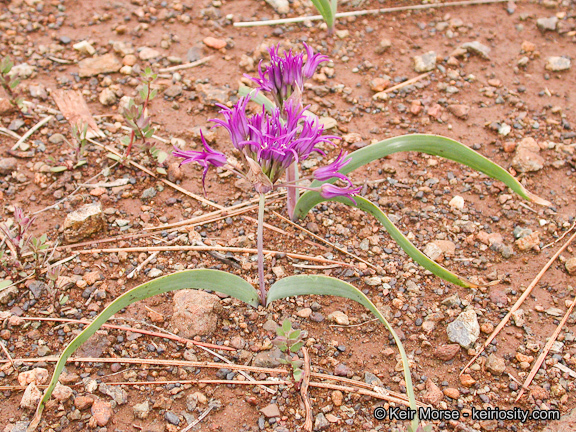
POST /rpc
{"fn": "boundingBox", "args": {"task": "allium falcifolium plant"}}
[31,42,549,432]
[309,0,338,35]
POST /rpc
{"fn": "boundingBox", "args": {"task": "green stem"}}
[257,193,266,305]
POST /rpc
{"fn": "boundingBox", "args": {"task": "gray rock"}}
[139,47,161,61]
[253,348,283,368]
[8,118,24,131]
[314,413,330,431]
[187,46,202,62]
[27,280,47,299]
[164,85,183,98]
[512,147,544,172]
[99,382,128,405]
[485,354,506,375]
[364,372,383,387]
[375,38,392,54]
[0,157,18,175]
[537,16,558,32]
[164,411,180,425]
[460,41,491,59]
[78,54,122,77]
[447,309,480,349]
[20,383,41,409]
[0,286,19,305]
[9,63,33,79]
[196,83,230,105]
[76,332,111,358]
[48,133,65,144]
[265,0,289,13]
[546,56,571,72]
[99,88,117,106]
[414,51,437,72]
[4,421,30,432]
[29,84,47,100]
[170,290,223,337]
[141,187,157,200]
[63,202,105,243]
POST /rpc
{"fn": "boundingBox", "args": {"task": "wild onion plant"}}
[310,0,337,35]
[30,43,549,432]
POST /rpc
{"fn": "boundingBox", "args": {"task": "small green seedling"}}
[115,67,167,172]
[273,319,305,382]
[0,56,24,110]
[310,0,337,35]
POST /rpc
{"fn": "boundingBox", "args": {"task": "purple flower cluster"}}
[248,42,329,108]
[173,43,360,202]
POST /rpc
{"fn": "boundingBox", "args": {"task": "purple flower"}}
[172,131,227,193]
[320,183,362,203]
[247,43,329,107]
[313,151,352,182]
[302,42,330,79]
[212,97,336,184]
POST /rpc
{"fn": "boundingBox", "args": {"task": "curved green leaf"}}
[305,134,549,205]
[294,194,475,288]
[267,275,419,430]
[238,85,276,112]
[29,269,258,431]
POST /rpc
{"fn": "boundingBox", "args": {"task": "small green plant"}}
[50,122,89,173]
[310,0,337,35]
[0,56,24,110]
[117,67,168,172]
[273,319,305,382]
[0,207,54,277]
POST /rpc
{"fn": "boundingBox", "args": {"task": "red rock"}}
[434,344,460,361]
[203,37,226,50]
[74,395,95,410]
[91,399,112,426]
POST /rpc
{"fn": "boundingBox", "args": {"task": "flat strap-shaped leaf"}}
[294,194,475,288]
[304,134,548,205]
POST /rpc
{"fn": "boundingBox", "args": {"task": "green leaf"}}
[50,166,68,173]
[290,341,304,353]
[30,269,259,427]
[74,160,87,169]
[238,85,276,113]
[156,150,168,164]
[150,88,158,100]
[295,195,475,288]
[9,78,19,89]
[281,318,291,334]
[267,275,419,429]
[0,279,13,291]
[107,153,122,161]
[288,329,301,340]
[156,167,167,175]
[292,368,303,382]
[304,134,549,206]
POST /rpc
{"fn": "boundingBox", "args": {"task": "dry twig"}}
[516,297,576,401]
[74,245,353,267]
[11,115,53,151]
[18,316,234,351]
[300,347,313,432]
